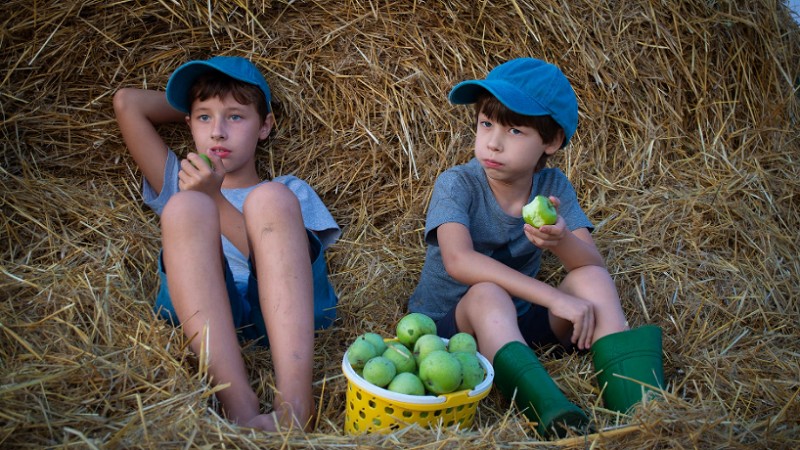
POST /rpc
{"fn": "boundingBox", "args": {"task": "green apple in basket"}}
[396,313,436,348]
[413,334,447,365]
[418,350,463,395]
[359,332,387,355]
[451,352,484,391]
[346,338,378,370]
[522,195,557,228]
[362,356,396,387]
[447,333,477,355]
[382,342,416,374]
[387,372,425,396]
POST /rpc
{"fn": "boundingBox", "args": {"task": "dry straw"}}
[2,0,799,448]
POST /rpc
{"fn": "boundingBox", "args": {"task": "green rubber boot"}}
[493,341,591,438]
[591,325,664,413]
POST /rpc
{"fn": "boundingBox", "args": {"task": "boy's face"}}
[186,92,273,174]
[474,112,561,182]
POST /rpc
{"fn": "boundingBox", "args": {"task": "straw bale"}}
[1,0,799,448]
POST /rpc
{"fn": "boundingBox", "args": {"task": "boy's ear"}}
[544,129,565,155]
[184,114,191,128]
[259,113,275,140]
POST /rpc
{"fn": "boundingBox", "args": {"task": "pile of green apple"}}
[346,313,486,396]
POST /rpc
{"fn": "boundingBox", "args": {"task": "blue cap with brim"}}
[166,56,272,114]
[449,58,577,148]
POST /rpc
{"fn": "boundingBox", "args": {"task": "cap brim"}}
[449,80,550,117]
[166,61,220,114]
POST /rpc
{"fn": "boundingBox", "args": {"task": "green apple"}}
[413,334,447,365]
[396,313,436,348]
[522,195,557,228]
[363,356,396,387]
[451,352,484,391]
[387,372,425,396]
[190,153,212,169]
[418,350,462,395]
[359,333,387,356]
[447,333,477,355]
[382,343,416,374]
[346,339,377,369]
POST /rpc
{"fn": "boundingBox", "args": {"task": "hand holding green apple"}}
[522,195,557,228]
[189,153,213,169]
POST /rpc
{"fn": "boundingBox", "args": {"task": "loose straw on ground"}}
[1,0,799,448]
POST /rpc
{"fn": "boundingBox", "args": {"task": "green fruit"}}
[190,153,213,169]
[347,339,377,369]
[363,356,396,387]
[382,343,416,374]
[451,352,484,391]
[396,313,436,348]
[387,372,425,396]
[447,333,477,355]
[359,333,387,356]
[522,195,557,228]
[418,350,462,395]
[413,334,447,365]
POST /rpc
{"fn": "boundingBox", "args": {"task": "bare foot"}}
[272,398,316,432]
[241,413,278,432]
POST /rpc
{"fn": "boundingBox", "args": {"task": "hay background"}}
[1,0,799,448]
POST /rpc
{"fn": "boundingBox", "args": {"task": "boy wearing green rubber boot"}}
[409,58,664,438]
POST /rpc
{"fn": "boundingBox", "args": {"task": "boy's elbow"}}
[441,250,468,281]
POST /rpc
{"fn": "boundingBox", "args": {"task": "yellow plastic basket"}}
[342,340,494,434]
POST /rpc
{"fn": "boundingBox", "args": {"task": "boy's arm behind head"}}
[113,88,186,195]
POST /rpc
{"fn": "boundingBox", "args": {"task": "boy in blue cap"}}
[409,58,664,438]
[113,56,339,431]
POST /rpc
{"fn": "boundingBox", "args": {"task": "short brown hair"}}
[188,72,270,123]
[475,90,563,173]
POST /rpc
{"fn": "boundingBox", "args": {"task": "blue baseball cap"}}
[166,56,272,114]
[449,58,578,148]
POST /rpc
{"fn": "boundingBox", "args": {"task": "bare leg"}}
[454,282,525,363]
[549,265,627,348]
[455,282,591,437]
[161,191,265,427]
[243,183,315,431]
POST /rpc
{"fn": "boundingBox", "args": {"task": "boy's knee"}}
[112,88,134,115]
[458,282,517,334]
[465,282,513,308]
[162,191,217,228]
[243,183,301,218]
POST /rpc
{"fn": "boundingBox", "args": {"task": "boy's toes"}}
[241,413,278,432]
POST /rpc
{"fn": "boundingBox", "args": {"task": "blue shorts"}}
[435,303,565,351]
[154,229,337,347]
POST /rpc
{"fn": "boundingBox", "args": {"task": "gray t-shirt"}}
[142,150,340,289]
[408,158,593,321]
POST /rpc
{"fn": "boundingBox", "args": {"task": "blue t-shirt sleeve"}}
[424,169,472,247]
[274,175,341,249]
[142,150,180,217]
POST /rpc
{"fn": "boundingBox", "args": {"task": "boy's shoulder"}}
[435,158,484,185]
[532,166,572,193]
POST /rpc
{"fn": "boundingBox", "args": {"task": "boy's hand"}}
[524,196,566,248]
[550,293,596,350]
[178,150,225,197]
